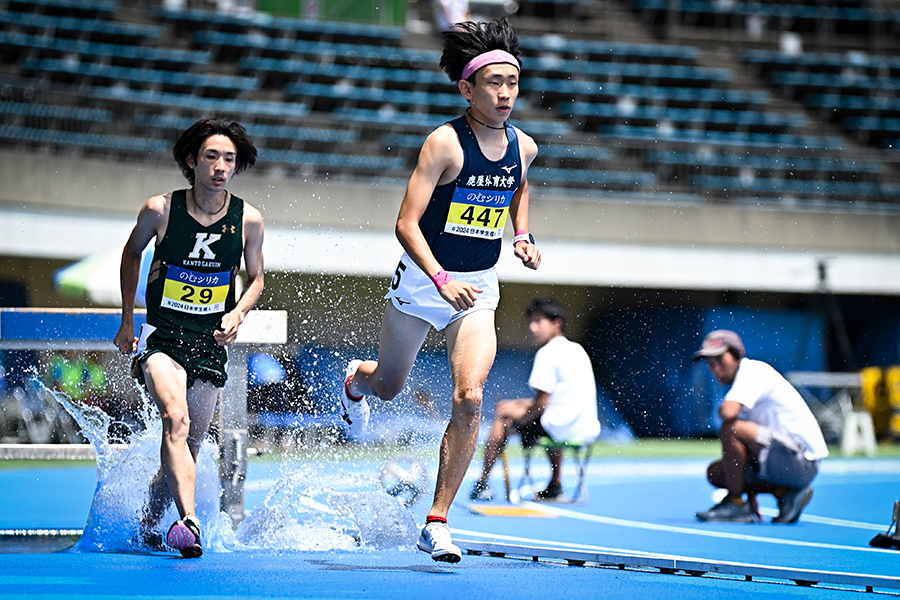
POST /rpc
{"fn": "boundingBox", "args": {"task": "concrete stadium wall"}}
[2,149,898,253]
[2,149,899,353]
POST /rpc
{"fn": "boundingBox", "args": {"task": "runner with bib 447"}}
[340,16,540,563]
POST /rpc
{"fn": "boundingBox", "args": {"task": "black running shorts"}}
[132,326,227,389]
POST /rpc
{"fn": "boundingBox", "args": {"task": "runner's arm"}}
[509,131,540,270]
[113,195,167,354]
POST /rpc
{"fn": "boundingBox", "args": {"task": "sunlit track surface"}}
[458,538,900,595]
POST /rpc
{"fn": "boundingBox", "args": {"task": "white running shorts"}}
[385,253,500,331]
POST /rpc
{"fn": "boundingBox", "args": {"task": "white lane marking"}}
[755,507,887,531]
[710,489,887,530]
[452,527,677,558]
[503,500,898,555]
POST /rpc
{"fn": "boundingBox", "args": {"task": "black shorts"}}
[516,418,550,448]
[132,326,227,389]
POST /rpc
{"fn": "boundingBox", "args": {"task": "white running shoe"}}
[341,359,369,439]
[417,521,461,563]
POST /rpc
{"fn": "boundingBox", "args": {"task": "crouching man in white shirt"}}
[694,330,829,524]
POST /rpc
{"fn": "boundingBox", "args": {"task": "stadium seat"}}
[5,0,116,19]
[0,30,212,68]
[0,101,112,123]
[0,10,162,45]
[156,5,403,46]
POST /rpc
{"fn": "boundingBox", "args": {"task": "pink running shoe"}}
[166,515,202,558]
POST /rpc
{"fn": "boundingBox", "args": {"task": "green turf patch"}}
[3,438,900,470]
[0,459,96,471]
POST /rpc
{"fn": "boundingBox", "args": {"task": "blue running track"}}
[2,451,899,599]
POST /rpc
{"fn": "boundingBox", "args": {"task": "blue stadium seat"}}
[519,35,699,65]
[531,166,655,187]
[744,48,900,153]
[527,78,770,111]
[538,144,613,161]
[604,124,844,150]
[770,71,900,96]
[0,101,112,123]
[628,0,882,36]
[284,81,467,113]
[5,0,116,19]
[563,102,806,133]
[332,107,454,129]
[0,30,212,68]
[0,10,162,44]
[156,6,403,46]
[22,58,261,95]
[194,31,437,68]
[89,86,311,119]
[744,49,900,78]
[239,56,448,92]
[649,149,883,175]
[258,148,406,171]
[528,55,731,86]
[808,93,900,117]
[0,123,169,153]
[691,174,893,198]
[134,115,358,145]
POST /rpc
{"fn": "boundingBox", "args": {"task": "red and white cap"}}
[693,329,745,361]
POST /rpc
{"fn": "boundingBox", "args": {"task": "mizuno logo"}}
[394,296,411,306]
[501,164,517,174]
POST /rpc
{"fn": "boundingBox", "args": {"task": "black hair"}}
[172,118,258,185]
[439,15,522,83]
[525,296,567,330]
[726,347,744,361]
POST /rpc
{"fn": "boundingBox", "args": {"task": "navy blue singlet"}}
[417,116,522,272]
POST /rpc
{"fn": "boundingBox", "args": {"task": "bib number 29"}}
[180,285,214,304]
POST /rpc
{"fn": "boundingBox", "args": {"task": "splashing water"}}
[39,383,232,553]
[234,466,417,551]
[41,382,418,555]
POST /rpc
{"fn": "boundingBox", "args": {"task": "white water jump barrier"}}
[0,307,287,527]
[457,539,900,594]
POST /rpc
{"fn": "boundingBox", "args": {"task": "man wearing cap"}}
[693,330,829,523]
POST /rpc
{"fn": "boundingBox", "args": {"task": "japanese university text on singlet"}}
[417,116,522,272]
[144,189,243,337]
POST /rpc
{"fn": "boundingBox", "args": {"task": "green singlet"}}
[134,189,244,388]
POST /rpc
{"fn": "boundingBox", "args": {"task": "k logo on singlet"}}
[188,233,221,259]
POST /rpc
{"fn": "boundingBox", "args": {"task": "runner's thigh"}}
[373,301,432,388]
[445,309,497,392]
[186,379,220,449]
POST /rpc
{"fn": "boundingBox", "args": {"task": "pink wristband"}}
[431,269,452,289]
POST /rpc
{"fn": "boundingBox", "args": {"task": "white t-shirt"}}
[528,336,601,444]
[433,0,469,32]
[726,358,829,461]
